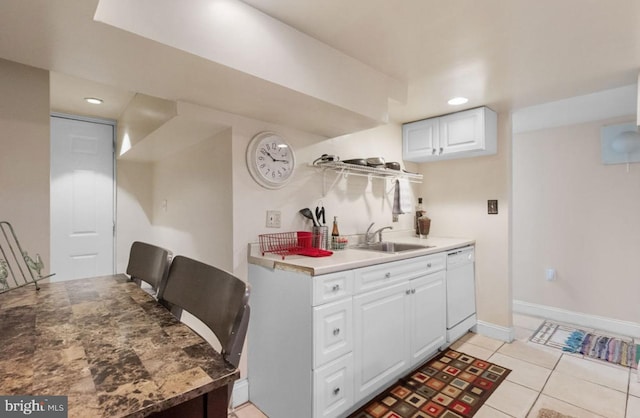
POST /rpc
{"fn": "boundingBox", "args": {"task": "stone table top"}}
[0,274,238,417]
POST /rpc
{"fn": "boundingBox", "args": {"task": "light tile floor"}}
[233,314,640,417]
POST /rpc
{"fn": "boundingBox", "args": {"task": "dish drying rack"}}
[312,161,423,196]
[259,231,332,260]
[0,221,55,294]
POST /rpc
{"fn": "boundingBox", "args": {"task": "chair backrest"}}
[161,255,250,368]
[126,241,172,294]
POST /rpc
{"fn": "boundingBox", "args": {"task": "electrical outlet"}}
[266,210,281,228]
[546,268,557,281]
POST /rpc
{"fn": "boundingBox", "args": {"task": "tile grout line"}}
[525,347,563,418]
[481,344,518,418]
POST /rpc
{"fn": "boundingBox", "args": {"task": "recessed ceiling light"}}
[84,97,103,105]
[448,97,468,106]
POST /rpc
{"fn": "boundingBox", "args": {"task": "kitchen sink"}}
[354,241,434,253]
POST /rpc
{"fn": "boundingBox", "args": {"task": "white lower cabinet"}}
[353,266,445,401]
[313,353,354,418]
[409,271,446,363]
[314,298,353,369]
[353,281,410,400]
[248,253,447,418]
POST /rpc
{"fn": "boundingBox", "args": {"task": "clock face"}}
[246,132,295,189]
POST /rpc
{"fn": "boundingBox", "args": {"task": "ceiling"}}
[1,0,639,135]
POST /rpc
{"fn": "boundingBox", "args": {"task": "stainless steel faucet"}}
[365,222,393,244]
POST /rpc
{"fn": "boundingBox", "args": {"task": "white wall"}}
[417,113,512,330]
[150,128,234,270]
[0,59,51,273]
[232,122,419,281]
[116,160,154,272]
[513,115,640,326]
[116,128,234,271]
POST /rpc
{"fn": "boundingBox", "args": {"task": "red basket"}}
[259,231,332,259]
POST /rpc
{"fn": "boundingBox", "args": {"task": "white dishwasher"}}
[446,246,476,343]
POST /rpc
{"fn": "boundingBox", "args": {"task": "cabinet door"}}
[409,271,446,366]
[402,118,439,161]
[313,354,354,418]
[313,298,353,368]
[353,281,410,402]
[438,107,486,155]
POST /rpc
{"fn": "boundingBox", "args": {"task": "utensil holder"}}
[417,216,431,238]
[312,226,329,250]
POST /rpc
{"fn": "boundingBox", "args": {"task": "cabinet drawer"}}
[313,353,354,418]
[313,270,354,306]
[424,253,446,274]
[314,298,353,368]
[354,254,445,294]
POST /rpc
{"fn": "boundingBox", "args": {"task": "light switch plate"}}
[266,210,281,228]
[488,200,498,214]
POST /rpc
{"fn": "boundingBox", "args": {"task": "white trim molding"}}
[232,378,249,409]
[513,300,640,338]
[474,320,515,343]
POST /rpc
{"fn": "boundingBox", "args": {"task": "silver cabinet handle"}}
[439,147,443,154]
[385,272,391,279]
[412,289,416,294]
[333,328,340,336]
[332,284,340,292]
[406,289,411,295]
[431,148,437,155]
[427,263,432,268]
[333,387,340,395]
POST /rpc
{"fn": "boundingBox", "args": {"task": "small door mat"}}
[348,349,511,418]
[530,320,639,369]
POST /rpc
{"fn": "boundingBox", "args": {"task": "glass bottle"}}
[331,216,340,237]
[415,198,425,235]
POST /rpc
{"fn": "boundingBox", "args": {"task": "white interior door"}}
[50,115,115,281]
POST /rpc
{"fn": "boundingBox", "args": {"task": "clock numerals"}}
[247,132,295,189]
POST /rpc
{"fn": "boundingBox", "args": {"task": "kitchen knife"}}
[315,206,325,225]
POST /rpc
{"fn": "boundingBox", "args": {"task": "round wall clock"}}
[246,131,296,189]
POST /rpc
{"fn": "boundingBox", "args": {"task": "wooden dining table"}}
[0,274,238,418]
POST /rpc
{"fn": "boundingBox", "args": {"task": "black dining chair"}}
[160,255,250,370]
[126,241,173,297]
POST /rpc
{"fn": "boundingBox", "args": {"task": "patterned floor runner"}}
[530,320,639,369]
[349,349,511,418]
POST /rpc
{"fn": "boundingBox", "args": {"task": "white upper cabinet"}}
[402,117,439,159]
[403,106,497,162]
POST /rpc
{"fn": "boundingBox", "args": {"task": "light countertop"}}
[247,234,474,276]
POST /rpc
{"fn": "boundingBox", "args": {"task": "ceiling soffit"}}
[94,0,405,129]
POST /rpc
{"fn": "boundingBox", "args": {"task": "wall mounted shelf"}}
[312,161,423,196]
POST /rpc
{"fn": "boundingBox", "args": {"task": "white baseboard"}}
[513,300,640,338]
[474,320,515,343]
[232,378,249,408]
